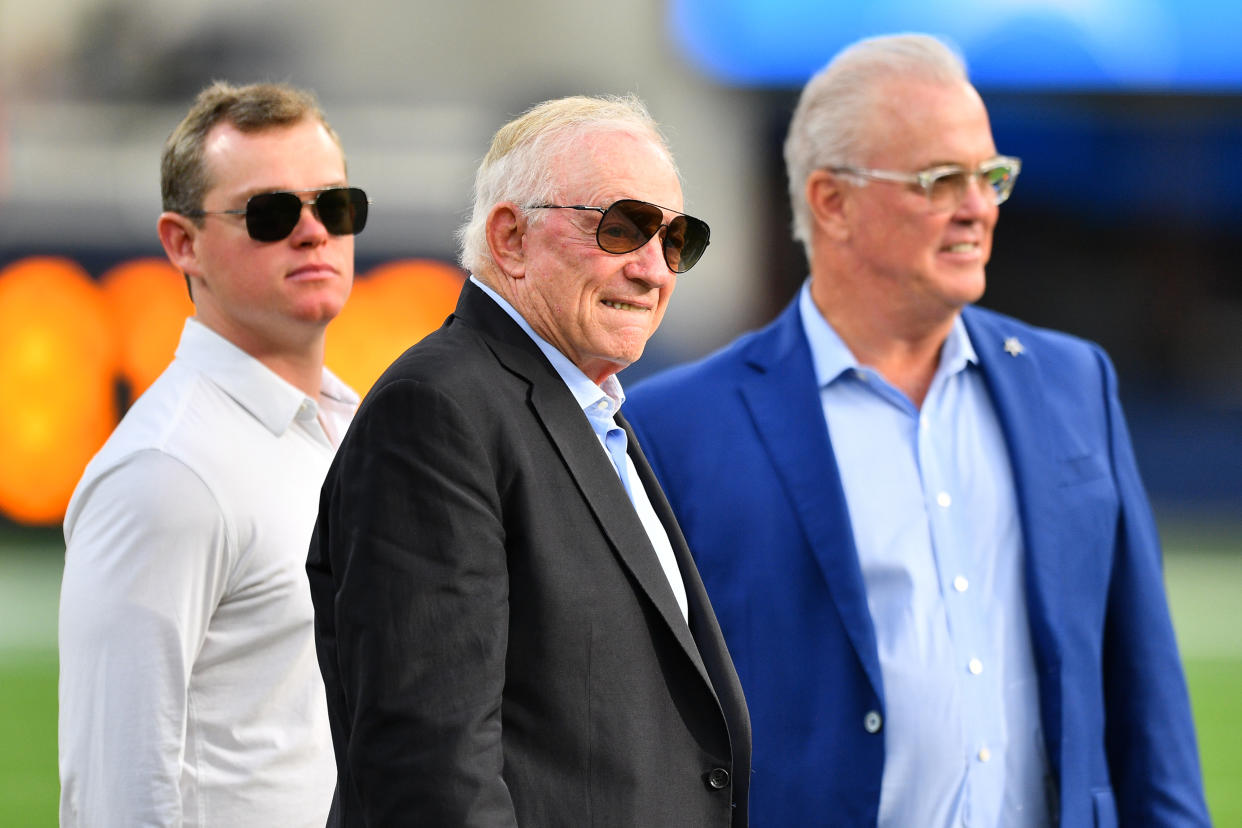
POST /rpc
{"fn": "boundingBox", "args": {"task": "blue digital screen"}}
[669,0,1242,90]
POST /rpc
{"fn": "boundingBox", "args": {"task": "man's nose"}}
[629,231,675,282]
[289,200,331,244]
[955,173,994,215]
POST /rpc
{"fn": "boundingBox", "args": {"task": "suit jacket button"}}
[705,768,731,790]
[864,710,883,733]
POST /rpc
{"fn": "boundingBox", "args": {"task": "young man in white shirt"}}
[58,81,364,827]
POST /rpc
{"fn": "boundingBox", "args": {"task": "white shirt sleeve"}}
[59,449,233,828]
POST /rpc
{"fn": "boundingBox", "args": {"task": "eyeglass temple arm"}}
[830,166,922,186]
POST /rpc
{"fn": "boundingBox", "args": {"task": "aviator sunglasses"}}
[187,186,371,242]
[527,199,710,273]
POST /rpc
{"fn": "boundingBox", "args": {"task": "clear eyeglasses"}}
[828,156,1021,212]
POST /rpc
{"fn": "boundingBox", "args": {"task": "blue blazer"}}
[626,297,1209,828]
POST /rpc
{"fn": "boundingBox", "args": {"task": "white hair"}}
[456,94,675,277]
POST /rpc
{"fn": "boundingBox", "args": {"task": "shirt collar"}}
[469,276,623,419]
[175,317,360,436]
[319,364,360,407]
[798,279,978,390]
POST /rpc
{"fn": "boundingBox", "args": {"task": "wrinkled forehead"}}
[549,127,682,208]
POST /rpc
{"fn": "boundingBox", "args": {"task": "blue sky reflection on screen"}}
[669,0,1242,91]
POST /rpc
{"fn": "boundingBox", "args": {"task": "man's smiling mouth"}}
[602,300,648,312]
[942,242,978,253]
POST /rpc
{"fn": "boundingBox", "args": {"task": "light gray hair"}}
[783,33,970,257]
[456,94,675,277]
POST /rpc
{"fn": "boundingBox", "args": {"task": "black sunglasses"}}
[527,199,710,274]
[187,186,370,242]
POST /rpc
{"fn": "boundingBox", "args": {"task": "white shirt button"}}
[968,657,983,675]
[978,746,992,762]
[853,369,868,381]
[863,710,883,733]
[937,491,952,508]
[953,575,969,592]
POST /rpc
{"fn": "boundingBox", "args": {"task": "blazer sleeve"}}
[312,376,516,826]
[1096,349,1211,826]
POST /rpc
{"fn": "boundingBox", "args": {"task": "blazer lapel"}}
[738,301,885,701]
[620,413,738,693]
[625,412,753,791]
[525,379,710,674]
[453,282,713,686]
[963,307,1065,773]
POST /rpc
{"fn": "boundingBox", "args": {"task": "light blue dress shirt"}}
[469,277,688,621]
[798,283,1051,827]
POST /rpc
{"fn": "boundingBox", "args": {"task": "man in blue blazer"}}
[626,33,1209,828]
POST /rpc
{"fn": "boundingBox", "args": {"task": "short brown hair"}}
[160,81,341,219]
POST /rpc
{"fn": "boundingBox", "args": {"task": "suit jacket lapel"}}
[963,307,1065,774]
[452,282,713,687]
[525,380,710,678]
[624,410,753,791]
[739,300,885,701]
[619,413,731,692]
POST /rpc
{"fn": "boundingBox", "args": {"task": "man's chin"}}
[941,269,986,308]
[292,300,346,327]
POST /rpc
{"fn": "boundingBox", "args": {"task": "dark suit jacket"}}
[307,280,751,827]
[625,296,1209,828]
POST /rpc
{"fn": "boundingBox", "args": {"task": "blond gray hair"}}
[456,94,675,276]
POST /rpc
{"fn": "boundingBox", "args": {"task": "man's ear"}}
[485,202,528,280]
[157,212,202,277]
[805,170,850,242]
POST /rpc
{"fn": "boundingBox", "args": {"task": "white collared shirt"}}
[59,317,358,828]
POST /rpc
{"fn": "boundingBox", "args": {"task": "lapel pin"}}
[1003,336,1025,357]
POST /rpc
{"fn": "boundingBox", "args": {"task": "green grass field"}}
[2,521,1240,826]
[1,526,61,828]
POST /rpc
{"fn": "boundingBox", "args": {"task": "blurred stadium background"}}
[2,0,1239,824]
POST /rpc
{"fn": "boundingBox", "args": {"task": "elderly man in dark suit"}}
[307,94,749,827]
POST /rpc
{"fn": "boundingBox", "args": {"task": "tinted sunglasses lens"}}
[316,187,369,236]
[664,215,710,273]
[245,192,302,242]
[244,188,369,242]
[596,200,664,254]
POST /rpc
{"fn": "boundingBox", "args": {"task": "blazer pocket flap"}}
[1091,787,1118,828]
[1058,452,1109,487]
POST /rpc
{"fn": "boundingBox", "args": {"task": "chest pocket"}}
[1091,786,1117,828]
[1058,451,1109,488]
